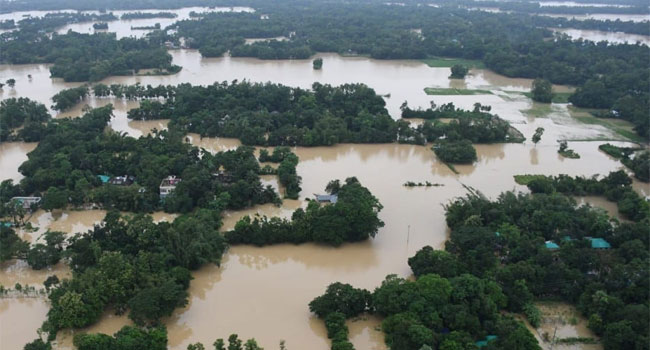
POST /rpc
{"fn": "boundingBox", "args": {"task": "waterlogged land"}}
[0,12,649,350]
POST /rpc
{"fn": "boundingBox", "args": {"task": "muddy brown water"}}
[0,22,647,349]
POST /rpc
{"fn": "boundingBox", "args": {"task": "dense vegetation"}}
[432,139,478,164]
[15,12,118,33]
[127,81,396,146]
[51,86,89,111]
[599,144,650,182]
[520,171,649,221]
[0,31,179,81]
[0,97,51,142]
[311,171,649,350]
[10,105,279,214]
[171,3,649,137]
[226,177,384,246]
[121,12,178,20]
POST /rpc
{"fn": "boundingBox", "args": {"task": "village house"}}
[109,175,135,186]
[9,196,42,210]
[314,194,338,204]
[159,176,181,199]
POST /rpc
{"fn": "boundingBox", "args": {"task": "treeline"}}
[120,12,178,20]
[598,143,649,182]
[0,31,179,81]
[530,16,650,36]
[225,178,384,246]
[8,105,279,215]
[127,81,397,146]
[123,81,518,147]
[51,85,88,111]
[0,97,51,142]
[519,170,649,221]
[15,12,118,33]
[171,4,649,137]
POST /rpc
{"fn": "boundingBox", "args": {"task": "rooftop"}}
[314,194,338,203]
[587,237,611,249]
[544,240,560,250]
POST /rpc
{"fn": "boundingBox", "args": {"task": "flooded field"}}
[0,7,255,39]
[0,9,648,349]
[552,28,650,45]
[527,302,603,350]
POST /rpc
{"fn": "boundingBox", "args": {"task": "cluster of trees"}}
[170,3,649,138]
[441,185,649,349]
[0,97,51,142]
[18,209,228,347]
[93,82,175,99]
[120,12,178,20]
[432,139,477,164]
[92,22,109,30]
[225,177,384,246]
[15,12,118,33]
[529,16,650,36]
[309,169,648,350]
[260,147,302,199]
[13,105,279,213]
[531,78,553,103]
[522,170,649,221]
[0,31,179,82]
[449,64,468,79]
[51,86,88,111]
[127,81,397,146]
[310,273,539,350]
[599,144,650,182]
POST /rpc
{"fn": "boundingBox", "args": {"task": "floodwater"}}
[552,28,650,45]
[0,12,647,350]
[530,302,603,350]
[0,7,255,39]
[0,50,574,123]
[0,142,37,182]
[537,1,631,8]
[540,13,650,22]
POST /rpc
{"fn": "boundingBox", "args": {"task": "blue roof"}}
[588,237,611,249]
[476,335,497,348]
[545,241,560,250]
[98,175,110,183]
[1,222,12,228]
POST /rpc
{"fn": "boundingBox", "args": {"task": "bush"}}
[433,140,477,164]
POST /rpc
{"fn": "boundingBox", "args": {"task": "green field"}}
[424,87,492,95]
[421,57,486,69]
[513,175,548,185]
[573,114,645,143]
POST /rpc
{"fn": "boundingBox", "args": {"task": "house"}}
[159,176,181,199]
[98,175,111,184]
[476,335,497,348]
[586,237,611,250]
[9,197,42,210]
[544,240,560,250]
[314,194,338,204]
[213,170,234,184]
[109,175,135,186]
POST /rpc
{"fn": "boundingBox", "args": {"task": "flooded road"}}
[0,10,647,349]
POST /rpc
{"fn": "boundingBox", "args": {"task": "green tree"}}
[531,78,553,103]
[450,64,469,79]
[531,127,544,146]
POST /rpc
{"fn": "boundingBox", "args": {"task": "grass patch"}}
[424,87,492,95]
[421,57,485,69]
[558,149,580,159]
[514,174,547,185]
[520,103,554,118]
[521,92,572,103]
[573,114,645,143]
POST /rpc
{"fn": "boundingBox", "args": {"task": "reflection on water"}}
[0,20,646,349]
